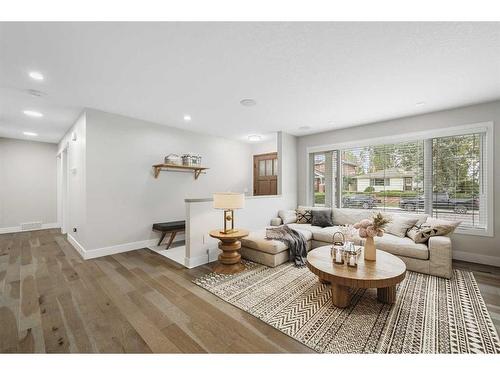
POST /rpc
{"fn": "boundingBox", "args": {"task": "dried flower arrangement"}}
[354,212,391,238]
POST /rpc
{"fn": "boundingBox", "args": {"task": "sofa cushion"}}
[278,209,297,224]
[296,208,312,224]
[385,216,419,238]
[373,234,429,260]
[425,217,461,233]
[311,226,362,244]
[407,223,455,243]
[311,209,334,227]
[286,223,319,240]
[240,230,288,254]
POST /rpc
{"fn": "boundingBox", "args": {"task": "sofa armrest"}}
[428,236,452,279]
[270,217,283,226]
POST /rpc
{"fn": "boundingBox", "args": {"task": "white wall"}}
[184,131,298,267]
[278,131,298,202]
[81,108,254,253]
[185,195,297,268]
[297,100,500,266]
[0,138,58,232]
[250,135,277,156]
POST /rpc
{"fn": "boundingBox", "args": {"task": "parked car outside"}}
[342,195,379,209]
[399,193,479,214]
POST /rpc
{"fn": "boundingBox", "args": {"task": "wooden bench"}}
[152,220,186,249]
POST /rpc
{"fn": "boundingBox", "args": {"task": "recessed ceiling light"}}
[23,110,43,118]
[248,134,262,142]
[240,99,257,107]
[416,101,426,107]
[183,114,191,122]
[29,71,44,81]
[23,131,38,136]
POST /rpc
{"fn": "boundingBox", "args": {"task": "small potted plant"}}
[353,212,390,261]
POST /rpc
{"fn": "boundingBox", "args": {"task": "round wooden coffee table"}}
[209,229,249,274]
[307,246,406,308]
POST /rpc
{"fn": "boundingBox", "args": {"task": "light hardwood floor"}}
[0,229,498,353]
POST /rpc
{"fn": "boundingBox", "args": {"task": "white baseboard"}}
[84,238,159,260]
[185,248,220,269]
[0,222,60,235]
[453,250,500,268]
[67,234,87,259]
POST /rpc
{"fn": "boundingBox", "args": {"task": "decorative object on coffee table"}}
[213,192,245,234]
[307,245,406,308]
[354,212,390,261]
[209,229,249,274]
[331,231,345,264]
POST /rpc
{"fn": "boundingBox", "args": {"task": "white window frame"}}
[305,121,494,237]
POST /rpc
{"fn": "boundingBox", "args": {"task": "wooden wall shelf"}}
[152,163,209,180]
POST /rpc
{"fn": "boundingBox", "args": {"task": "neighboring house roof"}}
[343,160,357,167]
[353,168,416,179]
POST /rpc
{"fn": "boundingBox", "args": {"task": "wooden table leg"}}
[165,231,177,249]
[377,285,396,304]
[213,239,245,274]
[331,284,350,308]
[157,231,167,246]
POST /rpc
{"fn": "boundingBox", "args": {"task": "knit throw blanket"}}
[265,225,308,267]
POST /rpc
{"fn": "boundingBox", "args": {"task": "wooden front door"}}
[253,152,278,196]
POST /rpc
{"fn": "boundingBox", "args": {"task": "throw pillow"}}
[425,217,461,233]
[407,223,455,243]
[311,209,334,228]
[278,210,297,225]
[296,208,312,224]
[385,216,419,238]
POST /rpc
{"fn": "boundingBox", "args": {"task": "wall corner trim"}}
[67,234,87,259]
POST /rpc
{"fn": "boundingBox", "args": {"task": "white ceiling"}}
[1,22,499,144]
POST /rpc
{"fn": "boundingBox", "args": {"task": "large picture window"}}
[432,133,485,230]
[310,129,489,233]
[340,141,425,212]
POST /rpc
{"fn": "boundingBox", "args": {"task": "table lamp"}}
[213,192,245,234]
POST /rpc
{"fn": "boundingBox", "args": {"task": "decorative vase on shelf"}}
[364,236,376,261]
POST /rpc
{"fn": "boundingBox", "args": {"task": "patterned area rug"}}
[194,262,500,353]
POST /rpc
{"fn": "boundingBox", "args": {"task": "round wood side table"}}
[209,229,249,274]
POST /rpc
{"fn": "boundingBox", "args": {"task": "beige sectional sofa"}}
[240,207,453,279]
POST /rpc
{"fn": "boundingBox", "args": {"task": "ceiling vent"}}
[240,98,256,107]
[25,89,47,97]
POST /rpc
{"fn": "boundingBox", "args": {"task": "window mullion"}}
[424,139,433,215]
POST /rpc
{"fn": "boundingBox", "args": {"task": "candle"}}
[349,256,355,266]
[335,251,342,263]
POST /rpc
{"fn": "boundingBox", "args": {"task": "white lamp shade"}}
[213,192,245,210]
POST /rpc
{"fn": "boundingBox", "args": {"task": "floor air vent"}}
[21,222,43,231]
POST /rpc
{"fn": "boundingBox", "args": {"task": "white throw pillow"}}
[385,215,419,238]
[278,210,297,225]
[407,224,455,243]
[425,217,461,233]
